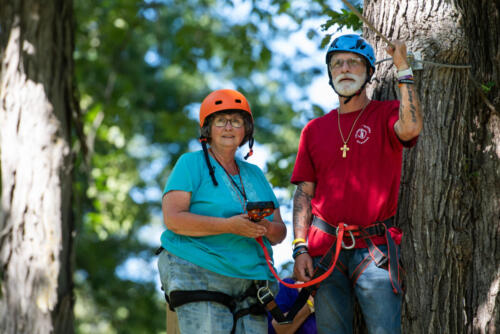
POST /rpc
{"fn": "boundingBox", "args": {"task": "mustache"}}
[335,73,361,82]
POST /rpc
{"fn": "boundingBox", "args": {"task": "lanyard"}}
[209,149,247,210]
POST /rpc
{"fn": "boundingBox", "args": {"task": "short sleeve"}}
[291,124,317,184]
[163,154,199,195]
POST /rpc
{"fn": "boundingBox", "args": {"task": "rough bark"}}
[362,0,500,333]
[0,0,76,333]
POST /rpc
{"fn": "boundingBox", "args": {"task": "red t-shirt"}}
[291,100,417,256]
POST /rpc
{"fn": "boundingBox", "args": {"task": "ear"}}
[367,67,374,79]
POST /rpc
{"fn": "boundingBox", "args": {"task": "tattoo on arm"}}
[293,182,313,231]
[399,102,405,124]
[406,85,417,123]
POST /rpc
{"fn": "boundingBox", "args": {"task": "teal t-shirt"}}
[160,150,279,281]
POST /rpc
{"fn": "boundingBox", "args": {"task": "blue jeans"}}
[313,245,402,334]
[157,250,278,334]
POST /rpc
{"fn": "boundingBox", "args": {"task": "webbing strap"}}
[255,228,347,324]
[231,303,266,334]
[365,227,402,294]
[168,290,236,312]
[311,216,394,237]
[167,287,266,334]
[258,290,289,324]
[278,237,350,323]
[312,216,402,295]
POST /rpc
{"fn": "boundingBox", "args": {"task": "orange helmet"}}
[199,89,252,127]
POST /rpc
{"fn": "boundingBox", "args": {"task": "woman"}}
[157,89,287,334]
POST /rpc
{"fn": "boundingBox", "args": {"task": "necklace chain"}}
[209,148,247,211]
[337,101,370,158]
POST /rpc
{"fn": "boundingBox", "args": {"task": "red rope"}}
[256,224,346,289]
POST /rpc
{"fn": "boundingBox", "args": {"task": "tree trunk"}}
[363,0,500,333]
[0,0,76,333]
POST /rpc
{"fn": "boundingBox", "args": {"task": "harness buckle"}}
[336,224,356,249]
[256,281,274,305]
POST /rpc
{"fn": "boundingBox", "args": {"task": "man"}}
[291,34,422,334]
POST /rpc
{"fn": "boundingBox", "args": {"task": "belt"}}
[311,215,402,294]
[312,216,394,248]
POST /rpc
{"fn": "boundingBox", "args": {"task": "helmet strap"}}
[244,137,254,160]
[200,137,218,186]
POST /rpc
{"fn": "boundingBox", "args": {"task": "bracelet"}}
[306,299,315,313]
[292,248,309,259]
[398,79,415,85]
[293,244,307,252]
[292,250,308,259]
[293,242,307,250]
[397,67,413,79]
[292,245,308,257]
[398,74,414,81]
[292,238,306,245]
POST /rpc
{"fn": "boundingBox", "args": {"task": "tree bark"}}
[362,0,500,333]
[0,0,76,333]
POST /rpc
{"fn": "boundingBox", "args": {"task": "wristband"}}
[292,245,308,257]
[292,247,309,259]
[307,299,315,313]
[397,67,413,79]
[398,79,415,85]
[293,242,307,250]
[292,238,306,245]
[398,74,414,81]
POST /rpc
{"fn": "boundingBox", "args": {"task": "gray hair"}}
[200,110,253,147]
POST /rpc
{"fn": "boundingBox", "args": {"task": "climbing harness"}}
[156,247,269,334]
[254,215,402,324]
[310,216,402,294]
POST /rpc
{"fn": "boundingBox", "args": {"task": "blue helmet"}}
[325,34,376,71]
[325,34,376,103]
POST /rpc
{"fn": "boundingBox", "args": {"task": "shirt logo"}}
[355,125,371,144]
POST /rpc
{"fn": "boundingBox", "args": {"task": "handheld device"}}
[246,201,275,222]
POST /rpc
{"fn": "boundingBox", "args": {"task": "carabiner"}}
[336,224,356,249]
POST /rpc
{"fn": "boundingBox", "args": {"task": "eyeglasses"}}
[330,57,364,70]
[213,117,244,128]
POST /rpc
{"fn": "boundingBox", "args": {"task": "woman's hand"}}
[226,213,268,238]
[256,209,286,245]
[163,192,285,243]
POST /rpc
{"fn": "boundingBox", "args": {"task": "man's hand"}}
[293,252,314,282]
[386,40,410,70]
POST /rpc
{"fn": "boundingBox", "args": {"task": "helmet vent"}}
[235,99,241,103]
[215,100,223,105]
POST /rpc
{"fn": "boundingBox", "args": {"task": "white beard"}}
[332,72,367,96]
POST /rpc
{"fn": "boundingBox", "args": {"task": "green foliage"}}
[320,8,363,48]
[481,81,495,94]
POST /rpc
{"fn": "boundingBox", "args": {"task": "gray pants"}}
[157,250,278,334]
